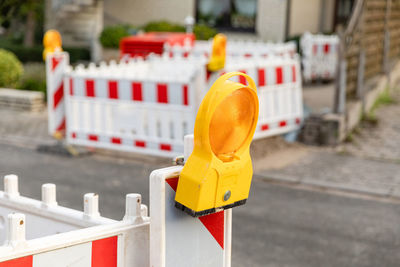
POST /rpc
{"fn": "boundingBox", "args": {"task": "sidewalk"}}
[255,89,400,199]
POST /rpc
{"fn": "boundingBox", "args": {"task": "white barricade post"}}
[301,32,339,82]
[150,166,232,267]
[46,52,69,137]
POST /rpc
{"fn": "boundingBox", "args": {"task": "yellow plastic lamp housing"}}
[207,33,227,72]
[175,72,259,217]
[43,30,63,61]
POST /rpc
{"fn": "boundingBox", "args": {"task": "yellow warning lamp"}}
[207,33,227,72]
[175,72,259,217]
[43,30,63,61]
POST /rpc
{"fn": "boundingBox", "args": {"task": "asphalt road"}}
[1,143,400,266]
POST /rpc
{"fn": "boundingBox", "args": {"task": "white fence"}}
[46,51,303,157]
[0,137,231,267]
[300,32,339,82]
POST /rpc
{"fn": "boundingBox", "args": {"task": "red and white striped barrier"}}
[0,175,149,266]
[0,137,232,266]
[63,56,205,157]
[164,40,297,60]
[300,32,339,82]
[210,56,303,139]
[46,52,303,157]
[150,165,231,267]
[46,52,69,137]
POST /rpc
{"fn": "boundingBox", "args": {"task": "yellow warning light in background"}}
[207,33,227,72]
[175,72,259,217]
[43,30,63,61]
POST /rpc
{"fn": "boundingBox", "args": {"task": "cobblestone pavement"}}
[342,90,400,161]
[257,88,400,199]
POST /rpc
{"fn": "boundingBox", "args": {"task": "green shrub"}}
[143,21,185,33]
[193,24,217,40]
[0,38,90,63]
[100,25,131,48]
[0,49,24,88]
[142,21,218,40]
[17,63,46,95]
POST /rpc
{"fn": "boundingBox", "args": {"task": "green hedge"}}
[142,21,217,40]
[142,21,185,33]
[99,21,218,48]
[0,49,24,88]
[0,38,90,63]
[99,25,132,48]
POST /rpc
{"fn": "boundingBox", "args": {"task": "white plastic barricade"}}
[164,40,297,59]
[209,56,303,139]
[150,166,231,267]
[300,32,339,82]
[63,56,205,158]
[0,176,149,266]
[0,136,233,266]
[46,52,69,136]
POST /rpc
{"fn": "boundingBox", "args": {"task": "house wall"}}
[256,0,288,42]
[103,0,195,26]
[289,0,322,36]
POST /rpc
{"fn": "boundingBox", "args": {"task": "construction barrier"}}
[46,52,69,136]
[0,136,231,267]
[46,52,303,157]
[164,40,297,59]
[210,56,303,139]
[300,32,339,82]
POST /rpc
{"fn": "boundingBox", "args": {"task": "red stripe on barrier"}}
[199,211,225,249]
[88,134,98,141]
[244,53,252,58]
[296,118,301,124]
[53,83,64,109]
[92,236,118,267]
[51,57,61,71]
[313,44,318,55]
[292,65,296,82]
[56,118,66,132]
[279,121,287,127]
[86,80,95,97]
[239,70,247,85]
[71,132,77,139]
[261,124,269,131]
[166,177,225,250]
[324,44,330,54]
[70,78,74,95]
[132,82,143,101]
[135,140,146,147]
[276,67,283,84]
[108,81,118,99]
[160,143,171,151]
[183,85,189,106]
[157,84,168,103]
[258,68,266,86]
[0,255,33,267]
[111,137,121,144]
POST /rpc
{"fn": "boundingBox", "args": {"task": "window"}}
[335,0,355,27]
[196,0,257,32]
